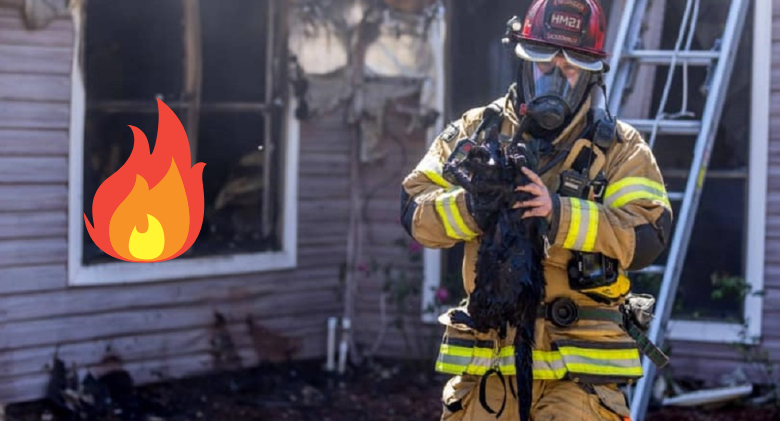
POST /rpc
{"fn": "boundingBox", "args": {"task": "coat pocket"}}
[434,308,517,377]
[441,375,479,421]
[588,384,631,420]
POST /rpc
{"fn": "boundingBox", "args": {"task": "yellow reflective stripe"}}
[533,367,568,379]
[611,190,671,209]
[532,350,562,362]
[435,362,515,376]
[449,195,478,238]
[563,198,581,249]
[563,198,599,252]
[435,361,469,374]
[532,350,568,379]
[583,200,598,251]
[419,155,452,188]
[439,344,475,358]
[604,177,670,208]
[437,343,641,379]
[424,171,450,188]
[557,345,643,377]
[435,188,478,240]
[473,346,515,359]
[558,346,640,361]
[439,344,516,358]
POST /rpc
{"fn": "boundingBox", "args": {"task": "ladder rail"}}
[604,0,647,114]
[629,1,752,420]
[648,0,698,149]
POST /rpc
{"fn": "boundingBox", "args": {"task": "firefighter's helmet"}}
[507,0,608,72]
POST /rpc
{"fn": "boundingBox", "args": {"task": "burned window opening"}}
[81,0,287,266]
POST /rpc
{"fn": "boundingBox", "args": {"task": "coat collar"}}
[499,93,592,147]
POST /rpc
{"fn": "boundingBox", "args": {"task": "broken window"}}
[81,0,288,265]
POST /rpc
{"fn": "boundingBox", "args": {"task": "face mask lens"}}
[563,49,604,72]
[514,41,560,63]
[523,60,590,111]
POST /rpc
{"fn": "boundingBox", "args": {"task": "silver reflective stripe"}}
[562,354,640,369]
[438,354,471,367]
[436,190,471,240]
[604,184,667,208]
[533,357,566,373]
[573,200,595,250]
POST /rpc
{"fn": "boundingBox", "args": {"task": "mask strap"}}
[595,72,615,123]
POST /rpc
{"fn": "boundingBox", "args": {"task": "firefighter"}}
[400,0,673,420]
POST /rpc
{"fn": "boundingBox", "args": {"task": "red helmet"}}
[510,0,608,61]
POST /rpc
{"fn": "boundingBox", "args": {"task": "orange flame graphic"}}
[85,99,206,262]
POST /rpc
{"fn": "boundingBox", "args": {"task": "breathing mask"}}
[522,59,592,132]
[517,42,598,133]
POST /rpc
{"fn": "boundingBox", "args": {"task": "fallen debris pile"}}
[4,359,780,421]
[5,359,443,421]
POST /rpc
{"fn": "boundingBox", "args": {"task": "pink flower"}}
[408,242,423,253]
[357,263,369,273]
[435,287,450,303]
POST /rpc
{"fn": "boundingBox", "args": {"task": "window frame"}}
[67,1,299,286]
[666,0,770,345]
[421,1,770,345]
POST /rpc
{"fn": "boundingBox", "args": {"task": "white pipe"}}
[662,384,753,407]
[338,317,351,375]
[326,317,338,372]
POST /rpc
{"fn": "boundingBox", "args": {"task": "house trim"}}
[67,5,299,286]
[421,4,447,323]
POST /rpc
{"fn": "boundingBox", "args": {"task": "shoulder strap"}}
[586,108,621,152]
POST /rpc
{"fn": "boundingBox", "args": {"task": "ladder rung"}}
[632,265,666,275]
[622,119,702,135]
[663,169,748,180]
[624,50,720,65]
[667,192,684,201]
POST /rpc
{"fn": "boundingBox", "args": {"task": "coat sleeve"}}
[548,123,674,271]
[400,118,484,249]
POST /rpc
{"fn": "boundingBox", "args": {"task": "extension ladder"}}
[601,0,751,420]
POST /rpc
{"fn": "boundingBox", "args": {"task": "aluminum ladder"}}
[601,0,751,420]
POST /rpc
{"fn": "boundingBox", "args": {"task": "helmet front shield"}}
[515,41,604,72]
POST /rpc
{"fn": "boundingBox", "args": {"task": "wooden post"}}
[182,0,203,167]
[262,0,276,238]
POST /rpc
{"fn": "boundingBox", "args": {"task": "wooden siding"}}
[350,107,442,362]
[0,6,348,404]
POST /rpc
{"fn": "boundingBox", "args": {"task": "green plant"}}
[369,237,424,324]
[711,272,752,302]
[733,318,780,407]
[363,237,439,369]
[718,278,780,406]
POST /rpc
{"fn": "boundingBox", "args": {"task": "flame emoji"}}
[85,99,206,262]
